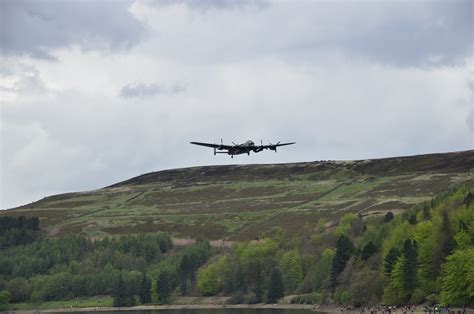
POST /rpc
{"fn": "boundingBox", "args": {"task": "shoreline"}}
[3,303,474,314]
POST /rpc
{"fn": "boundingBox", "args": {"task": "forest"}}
[0,183,473,309]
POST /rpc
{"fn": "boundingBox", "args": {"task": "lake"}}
[54,309,320,314]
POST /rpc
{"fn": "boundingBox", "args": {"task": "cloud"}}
[1,1,473,209]
[2,50,472,209]
[0,60,48,103]
[120,82,185,98]
[149,0,267,11]
[468,110,474,132]
[134,0,472,67]
[1,0,146,59]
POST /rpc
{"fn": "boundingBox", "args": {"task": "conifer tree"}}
[125,284,136,307]
[113,274,127,307]
[401,239,418,297]
[156,269,173,303]
[139,273,152,304]
[384,248,400,276]
[267,268,284,303]
[361,241,377,260]
[384,212,394,223]
[330,235,354,288]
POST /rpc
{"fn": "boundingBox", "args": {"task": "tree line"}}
[0,232,173,305]
[0,216,40,249]
[1,183,473,308]
[195,183,474,307]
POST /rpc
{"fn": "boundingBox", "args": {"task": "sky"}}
[1,0,473,209]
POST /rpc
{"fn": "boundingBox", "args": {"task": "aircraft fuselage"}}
[190,139,295,158]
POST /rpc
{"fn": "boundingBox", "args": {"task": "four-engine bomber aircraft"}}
[190,140,296,158]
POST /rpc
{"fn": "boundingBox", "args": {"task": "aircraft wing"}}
[261,142,296,149]
[190,142,233,150]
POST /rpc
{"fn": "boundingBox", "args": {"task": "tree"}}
[361,241,377,261]
[463,192,473,208]
[348,270,384,306]
[330,235,353,288]
[267,268,284,303]
[113,275,127,307]
[384,212,394,223]
[401,239,418,296]
[384,239,418,303]
[383,257,407,304]
[156,269,173,303]
[440,211,457,260]
[179,254,192,294]
[384,248,400,276]
[249,260,264,302]
[177,241,212,294]
[422,204,431,220]
[279,251,303,293]
[313,248,335,291]
[440,248,474,306]
[413,221,438,294]
[0,290,11,306]
[6,277,31,303]
[197,262,220,296]
[407,214,417,225]
[139,273,151,304]
[123,271,140,306]
[125,285,136,307]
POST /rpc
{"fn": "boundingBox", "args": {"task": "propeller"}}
[269,141,280,152]
[232,141,238,146]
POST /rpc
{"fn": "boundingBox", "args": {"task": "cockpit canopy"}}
[245,140,255,146]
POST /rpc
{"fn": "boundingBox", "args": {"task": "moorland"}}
[1,150,473,310]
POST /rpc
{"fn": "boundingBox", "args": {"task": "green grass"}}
[1,296,113,311]
[3,150,474,241]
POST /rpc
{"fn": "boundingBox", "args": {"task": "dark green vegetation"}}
[0,216,40,249]
[195,183,474,306]
[1,150,473,309]
[3,151,474,240]
[0,229,213,309]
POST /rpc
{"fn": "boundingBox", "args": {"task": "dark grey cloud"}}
[150,0,267,10]
[270,1,473,67]
[141,0,472,68]
[341,1,473,67]
[1,0,146,59]
[120,82,185,98]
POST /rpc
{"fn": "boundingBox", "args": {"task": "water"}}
[55,309,320,314]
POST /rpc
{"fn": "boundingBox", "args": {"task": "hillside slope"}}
[3,150,474,240]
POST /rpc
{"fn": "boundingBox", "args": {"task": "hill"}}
[3,150,474,240]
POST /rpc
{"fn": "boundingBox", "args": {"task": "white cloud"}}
[1,0,473,209]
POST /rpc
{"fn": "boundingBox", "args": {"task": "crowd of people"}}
[338,305,469,314]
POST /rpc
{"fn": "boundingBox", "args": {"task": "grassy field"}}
[3,150,474,241]
[0,296,113,311]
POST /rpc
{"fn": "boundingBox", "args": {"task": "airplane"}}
[190,139,296,158]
